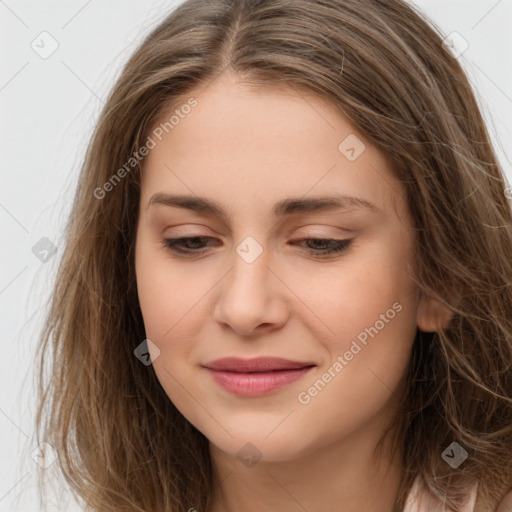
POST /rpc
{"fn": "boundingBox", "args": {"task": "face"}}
[134,73,446,462]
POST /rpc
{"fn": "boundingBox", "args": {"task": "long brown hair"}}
[33,0,512,510]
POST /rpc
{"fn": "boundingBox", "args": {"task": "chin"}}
[206,425,317,464]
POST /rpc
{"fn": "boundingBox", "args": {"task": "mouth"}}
[203,356,315,372]
[202,357,316,396]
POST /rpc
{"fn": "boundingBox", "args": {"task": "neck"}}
[207,415,403,512]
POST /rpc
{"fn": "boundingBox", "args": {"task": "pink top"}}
[403,476,479,512]
[403,475,512,512]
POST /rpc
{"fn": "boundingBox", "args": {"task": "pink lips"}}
[202,357,315,397]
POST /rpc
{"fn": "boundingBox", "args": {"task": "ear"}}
[416,291,455,333]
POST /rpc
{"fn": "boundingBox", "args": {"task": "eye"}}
[162,236,219,255]
[290,237,354,257]
[162,236,354,258]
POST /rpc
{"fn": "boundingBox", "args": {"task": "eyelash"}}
[161,236,354,258]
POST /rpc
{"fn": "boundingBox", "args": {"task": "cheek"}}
[135,246,172,341]
[135,235,202,342]
[293,235,417,351]
[292,272,417,450]
[135,242,207,421]
[295,238,419,414]
[135,236,218,413]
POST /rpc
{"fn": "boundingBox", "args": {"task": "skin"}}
[134,72,454,512]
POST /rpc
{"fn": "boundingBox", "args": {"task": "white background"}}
[1,1,511,510]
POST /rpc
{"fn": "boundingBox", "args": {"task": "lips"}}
[202,357,316,397]
[203,357,315,372]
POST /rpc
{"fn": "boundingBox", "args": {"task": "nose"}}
[213,247,290,337]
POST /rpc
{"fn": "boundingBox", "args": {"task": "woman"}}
[34,0,512,510]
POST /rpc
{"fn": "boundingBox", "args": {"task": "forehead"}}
[140,75,405,223]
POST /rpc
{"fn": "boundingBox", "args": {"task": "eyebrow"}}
[147,192,382,220]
